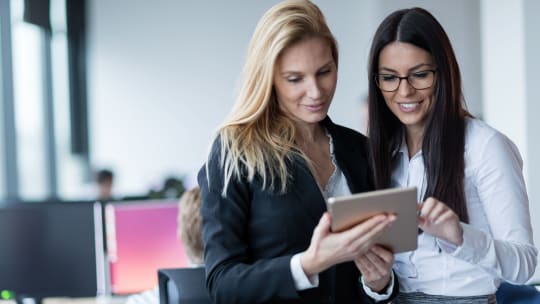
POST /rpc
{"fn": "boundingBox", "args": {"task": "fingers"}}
[347,215,394,252]
[310,213,395,269]
[369,245,394,264]
[365,247,393,273]
[317,212,331,231]
[356,254,378,275]
[312,212,331,240]
[303,213,333,276]
[356,214,394,236]
[417,197,463,244]
[419,197,452,224]
[355,246,393,292]
[427,203,446,223]
[418,197,437,218]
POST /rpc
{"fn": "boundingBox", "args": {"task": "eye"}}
[317,68,331,76]
[286,77,302,83]
[379,74,398,82]
[285,73,304,84]
[411,71,430,79]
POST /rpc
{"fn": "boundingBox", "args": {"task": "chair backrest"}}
[158,267,211,304]
[496,282,540,304]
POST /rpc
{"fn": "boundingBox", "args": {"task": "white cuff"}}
[449,223,492,263]
[360,270,394,301]
[437,236,459,253]
[290,253,319,290]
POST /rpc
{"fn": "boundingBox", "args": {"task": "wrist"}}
[446,222,463,246]
[366,276,390,293]
[300,250,320,277]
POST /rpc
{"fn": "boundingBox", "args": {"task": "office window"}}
[2,0,90,202]
[0,138,4,201]
[10,0,48,200]
[0,8,5,199]
[0,93,5,201]
[51,0,88,199]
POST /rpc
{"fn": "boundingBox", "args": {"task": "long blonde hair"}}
[216,0,338,194]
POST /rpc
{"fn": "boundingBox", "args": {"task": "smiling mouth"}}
[400,103,418,109]
[304,103,325,111]
[397,101,422,111]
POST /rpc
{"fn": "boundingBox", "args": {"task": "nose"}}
[306,78,323,100]
[397,77,414,97]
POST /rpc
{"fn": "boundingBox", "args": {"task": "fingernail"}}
[375,215,386,222]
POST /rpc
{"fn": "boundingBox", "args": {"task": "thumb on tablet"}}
[314,212,331,236]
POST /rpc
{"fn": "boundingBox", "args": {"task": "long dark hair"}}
[367,7,469,222]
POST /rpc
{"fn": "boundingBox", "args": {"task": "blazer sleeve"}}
[197,140,300,304]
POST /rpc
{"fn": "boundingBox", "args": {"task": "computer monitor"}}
[104,199,190,295]
[0,201,104,302]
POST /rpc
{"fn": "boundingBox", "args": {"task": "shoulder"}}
[464,117,523,168]
[465,117,499,142]
[465,117,515,151]
[323,116,368,146]
[198,135,225,189]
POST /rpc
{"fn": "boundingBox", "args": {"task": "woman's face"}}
[273,37,337,125]
[378,41,436,133]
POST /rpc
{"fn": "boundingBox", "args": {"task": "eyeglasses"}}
[375,69,437,92]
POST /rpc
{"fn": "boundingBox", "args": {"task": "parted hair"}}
[367,7,469,222]
[178,187,203,265]
[216,0,338,195]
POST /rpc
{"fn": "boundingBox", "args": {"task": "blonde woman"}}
[198,1,398,303]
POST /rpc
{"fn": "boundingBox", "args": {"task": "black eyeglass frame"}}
[374,69,437,92]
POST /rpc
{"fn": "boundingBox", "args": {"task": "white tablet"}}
[326,187,418,253]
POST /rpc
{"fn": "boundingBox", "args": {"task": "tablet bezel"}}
[326,187,418,253]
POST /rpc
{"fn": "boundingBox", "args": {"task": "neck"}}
[295,122,325,145]
[405,125,424,157]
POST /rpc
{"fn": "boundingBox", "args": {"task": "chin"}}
[305,113,327,124]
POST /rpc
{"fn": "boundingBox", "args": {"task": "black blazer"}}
[198,117,398,304]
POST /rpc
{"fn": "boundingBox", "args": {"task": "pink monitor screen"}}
[105,200,190,295]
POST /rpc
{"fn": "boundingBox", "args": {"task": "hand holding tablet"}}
[326,187,418,253]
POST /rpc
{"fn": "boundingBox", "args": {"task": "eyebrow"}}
[379,63,433,74]
[280,60,335,76]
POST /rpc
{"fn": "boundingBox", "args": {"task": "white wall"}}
[525,0,540,284]
[87,0,374,194]
[524,0,540,282]
[481,0,540,283]
[88,1,276,193]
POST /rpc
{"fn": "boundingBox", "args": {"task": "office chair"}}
[496,282,540,304]
[158,267,211,304]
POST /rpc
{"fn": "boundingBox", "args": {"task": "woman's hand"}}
[418,197,463,245]
[300,212,395,277]
[355,245,394,293]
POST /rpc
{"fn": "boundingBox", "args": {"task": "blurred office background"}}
[0,0,538,282]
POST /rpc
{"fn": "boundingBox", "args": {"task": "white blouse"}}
[392,117,537,296]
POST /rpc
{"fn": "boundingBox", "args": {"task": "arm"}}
[199,138,396,303]
[198,151,299,304]
[446,132,537,283]
[423,132,537,283]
